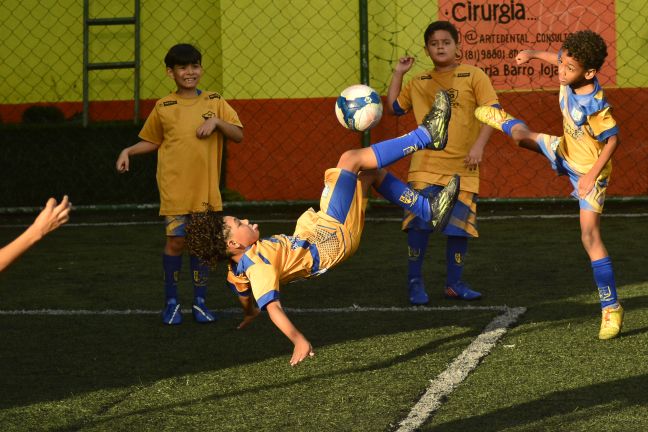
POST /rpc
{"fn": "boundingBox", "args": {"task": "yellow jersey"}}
[226,168,367,309]
[396,64,498,193]
[139,91,243,215]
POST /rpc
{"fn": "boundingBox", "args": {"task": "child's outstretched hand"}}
[31,196,71,238]
[290,338,315,367]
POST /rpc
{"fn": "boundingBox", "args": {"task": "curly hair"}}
[562,30,607,71]
[186,207,231,268]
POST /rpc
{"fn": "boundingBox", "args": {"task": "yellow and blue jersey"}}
[394,64,499,193]
[532,78,618,213]
[226,168,367,309]
[557,78,618,176]
[139,90,243,215]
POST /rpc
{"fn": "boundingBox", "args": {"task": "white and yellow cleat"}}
[598,304,624,340]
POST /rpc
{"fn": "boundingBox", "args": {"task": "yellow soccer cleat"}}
[598,304,624,340]
[474,106,519,133]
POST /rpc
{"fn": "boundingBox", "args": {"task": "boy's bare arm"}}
[196,118,243,142]
[386,56,415,115]
[464,124,494,170]
[116,140,159,173]
[516,50,558,65]
[579,135,619,198]
[236,294,260,330]
[266,300,314,366]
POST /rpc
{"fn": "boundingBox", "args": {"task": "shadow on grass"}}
[0,310,494,411]
[428,373,648,431]
[49,329,475,432]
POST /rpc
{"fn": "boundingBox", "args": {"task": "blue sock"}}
[408,229,430,281]
[446,236,468,287]
[163,254,182,302]
[592,256,618,309]
[376,173,431,221]
[190,255,209,301]
[370,127,430,168]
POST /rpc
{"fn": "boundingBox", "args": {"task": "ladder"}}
[82,0,141,126]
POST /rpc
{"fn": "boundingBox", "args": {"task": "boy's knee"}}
[166,236,186,254]
[337,149,359,169]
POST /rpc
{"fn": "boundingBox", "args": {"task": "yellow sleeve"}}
[396,78,414,114]
[218,98,243,128]
[245,263,281,310]
[227,263,251,294]
[138,105,164,145]
[472,67,499,107]
[588,106,618,141]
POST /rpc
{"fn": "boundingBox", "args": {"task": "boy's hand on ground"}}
[290,338,314,366]
[236,307,260,330]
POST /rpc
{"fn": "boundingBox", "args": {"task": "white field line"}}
[0,212,647,229]
[397,306,527,432]
[0,305,513,315]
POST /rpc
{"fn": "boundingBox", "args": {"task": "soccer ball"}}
[335,84,383,132]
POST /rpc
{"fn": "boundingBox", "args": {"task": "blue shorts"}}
[536,134,608,213]
[165,215,188,237]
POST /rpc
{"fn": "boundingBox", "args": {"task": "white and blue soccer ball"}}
[335,84,383,132]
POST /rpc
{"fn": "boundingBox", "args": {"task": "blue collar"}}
[561,77,608,126]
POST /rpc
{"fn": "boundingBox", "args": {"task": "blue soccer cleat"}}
[408,277,430,305]
[162,298,183,325]
[445,281,482,301]
[192,297,218,323]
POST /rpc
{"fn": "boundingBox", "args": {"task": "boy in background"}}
[475,30,623,339]
[187,91,459,366]
[116,44,243,325]
[386,21,499,305]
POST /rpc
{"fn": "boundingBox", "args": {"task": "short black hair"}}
[562,30,607,71]
[424,21,459,45]
[164,43,202,68]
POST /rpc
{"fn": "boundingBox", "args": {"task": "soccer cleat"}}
[474,106,518,134]
[599,304,623,340]
[408,278,429,305]
[162,299,182,325]
[192,297,218,323]
[421,90,451,150]
[445,281,482,301]
[429,174,460,232]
